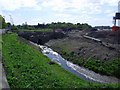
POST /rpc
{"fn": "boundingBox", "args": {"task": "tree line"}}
[0,15,92,30]
[18,22,92,30]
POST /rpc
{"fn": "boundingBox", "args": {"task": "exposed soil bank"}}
[46,30,120,61]
[45,30,120,79]
[18,31,66,45]
[87,30,120,44]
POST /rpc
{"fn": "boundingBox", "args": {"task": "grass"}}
[2,33,119,88]
[17,29,53,32]
[83,58,120,78]
[57,50,120,79]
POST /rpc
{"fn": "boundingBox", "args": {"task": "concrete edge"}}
[0,61,10,89]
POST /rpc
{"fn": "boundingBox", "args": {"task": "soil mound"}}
[88,30,120,44]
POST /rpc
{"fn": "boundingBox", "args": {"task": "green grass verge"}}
[2,33,119,88]
[58,50,120,79]
[83,58,120,78]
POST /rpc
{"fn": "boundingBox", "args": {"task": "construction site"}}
[1,0,120,89]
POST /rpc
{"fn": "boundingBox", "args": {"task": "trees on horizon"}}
[0,14,92,30]
[18,22,92,30]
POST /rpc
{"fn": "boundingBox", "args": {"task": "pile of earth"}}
[18,31,66,45]
[87,30,120,44]
[45,30,120,61]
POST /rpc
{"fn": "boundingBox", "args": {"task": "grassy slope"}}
[2,33,119,88]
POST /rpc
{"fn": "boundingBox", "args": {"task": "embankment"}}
[2,33,92,88]
[18,31,66,45]
[45,30,120,79]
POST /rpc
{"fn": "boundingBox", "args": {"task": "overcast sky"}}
[0,0,119,26]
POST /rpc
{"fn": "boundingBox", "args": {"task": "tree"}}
[81,23,92,30]
[12,25,18,30]
[0,15,7,29]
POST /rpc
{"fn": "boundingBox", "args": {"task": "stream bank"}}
[18,30,120,82]
[30,41,120,84]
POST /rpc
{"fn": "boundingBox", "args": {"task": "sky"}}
[0,0,119,26]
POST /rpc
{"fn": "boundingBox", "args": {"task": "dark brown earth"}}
[18,31,66,45]
[18,29,120,61]
[87,29,120,44]
[45,30,120,61]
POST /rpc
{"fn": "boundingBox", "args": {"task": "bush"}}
[84,59,120,78]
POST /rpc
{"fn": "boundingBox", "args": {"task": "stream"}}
[30,42,120,84]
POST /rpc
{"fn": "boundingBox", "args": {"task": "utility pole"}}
[9,15,14,25]
[8,15,14,31]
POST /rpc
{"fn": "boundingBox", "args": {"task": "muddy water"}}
[30,42,120,84]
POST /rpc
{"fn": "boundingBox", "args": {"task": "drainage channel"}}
[30,42,119,84]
